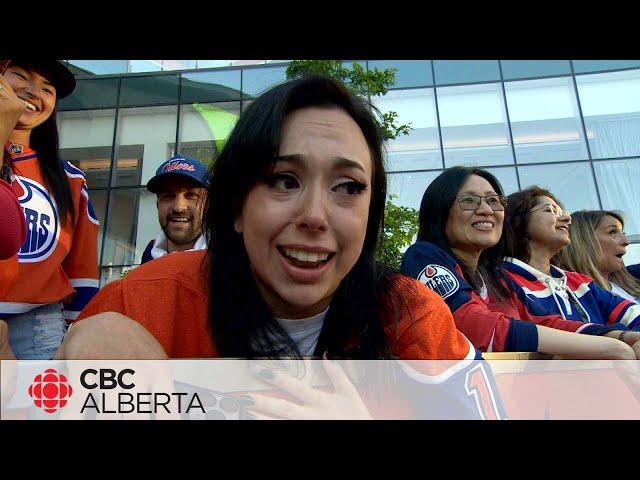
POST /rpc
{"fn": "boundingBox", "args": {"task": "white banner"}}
[2,359,639,420]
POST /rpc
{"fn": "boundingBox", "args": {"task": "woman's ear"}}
[234,215,244,234]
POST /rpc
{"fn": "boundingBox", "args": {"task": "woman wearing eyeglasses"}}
[402,167,638,358]
[553,210,640,305]
[502,188,640,333]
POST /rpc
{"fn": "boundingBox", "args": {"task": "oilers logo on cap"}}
[14,176,60,263]
[417,264,459,299]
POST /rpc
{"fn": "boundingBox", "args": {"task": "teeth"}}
[283,248,329,262]
[473,222,493,229]
[24,101,37,112]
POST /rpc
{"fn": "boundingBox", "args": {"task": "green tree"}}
[286,60,419,268]
[378,196,419,270]
[285,60,411,140]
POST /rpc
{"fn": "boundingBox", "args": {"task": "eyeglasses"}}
[455,194,507,212]
[529,203,570,219]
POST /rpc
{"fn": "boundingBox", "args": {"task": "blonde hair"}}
[554,210,640,298]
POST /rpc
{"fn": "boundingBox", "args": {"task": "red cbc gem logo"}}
[28,368,73,413]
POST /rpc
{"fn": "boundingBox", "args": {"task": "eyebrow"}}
[275,154,367,174]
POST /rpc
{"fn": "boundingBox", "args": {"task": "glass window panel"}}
[517,162,599,212]
[100,265,138,287]
[368,60,432,88]
[242,65,287,97]
[58,109,116,189]
[161,60,197,71]
[437,82,514,167]
[68,60,128,75]
[373,88,441,171]
[119,74,180,106]
[177,102,241,165]
[197,60,234,69]
[433,60,500,85]
[572,60,640,74]
[500,60,571,80]
[593,158,640,236]
[624,243,640,268]
[180,70,242,103]
[388,171,441,210]
[114,105,178,187]
[484,166,519,195]
[102,187,158,266]
[57,78,119,111]
[576,69,640,159]
[504,77,588,163]
[88,189,107,263]
[129,60,162,73]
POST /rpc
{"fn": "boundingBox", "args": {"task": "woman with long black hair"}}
[60,75,475,362]
[401,166,639,358]
[0,60,99,359]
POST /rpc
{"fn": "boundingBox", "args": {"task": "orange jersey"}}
[78,250,476,361]
[0,143,99,321]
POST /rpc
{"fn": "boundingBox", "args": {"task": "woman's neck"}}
[450,247,480,271]
[527,249,553,275]
[9,130,31,147]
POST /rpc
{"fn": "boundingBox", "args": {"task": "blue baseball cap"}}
[146,155,211,194]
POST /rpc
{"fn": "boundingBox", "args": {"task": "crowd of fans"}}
[1,62,640,366]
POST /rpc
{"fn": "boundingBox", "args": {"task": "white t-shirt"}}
[274,308,328,357]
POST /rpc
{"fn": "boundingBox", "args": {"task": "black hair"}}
[8,59,75,225]
[417,166,510,300]
[204,75,406,359]
[29,111,75,225]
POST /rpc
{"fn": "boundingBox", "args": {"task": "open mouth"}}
[278,246,335,269]
[556,225,569,232]
[18,97,38,112]
[169,217,192,224]
[472,221,494,231]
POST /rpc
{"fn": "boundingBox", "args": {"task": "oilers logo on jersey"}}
[417,264,460,299]
[13,176,60,263]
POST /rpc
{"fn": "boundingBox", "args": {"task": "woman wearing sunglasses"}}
[402,167,639,358]
[502,188,640,334]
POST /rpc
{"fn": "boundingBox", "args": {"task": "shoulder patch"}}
[417,264,460,299]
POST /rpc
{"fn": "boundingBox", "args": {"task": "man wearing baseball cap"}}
[141,155,210,264]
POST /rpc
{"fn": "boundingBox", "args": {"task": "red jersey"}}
[78,250,476,361]
[0,143,100,321]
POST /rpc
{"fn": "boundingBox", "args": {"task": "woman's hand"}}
[604,330,640,360]
[0,73,27,154]
[243,357,372,420]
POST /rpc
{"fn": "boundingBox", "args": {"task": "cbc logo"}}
[28,368,73,414]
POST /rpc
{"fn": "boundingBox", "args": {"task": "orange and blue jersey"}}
[502,257,640,331]
[401,241,626,352]
[77,250,505,419]
[0,143,100,322]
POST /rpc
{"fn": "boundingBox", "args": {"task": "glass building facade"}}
[57,60,640,284]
